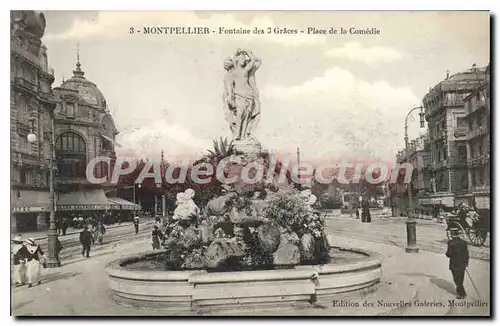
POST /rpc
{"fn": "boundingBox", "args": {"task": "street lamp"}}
[27,118,60,267]
[403,106,425,253]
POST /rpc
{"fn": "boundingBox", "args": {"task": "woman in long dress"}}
[12,236,28,286]
[24,238,45,287]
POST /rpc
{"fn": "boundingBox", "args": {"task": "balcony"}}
[100,149,116,158]
[454,127,468,138]
[467,154,490,167]
[467,126,488,140]
[12,151,42,167]
[16,120,31,134]
[13,77,38,94]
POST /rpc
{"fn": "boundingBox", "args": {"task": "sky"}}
[40,11,490,164]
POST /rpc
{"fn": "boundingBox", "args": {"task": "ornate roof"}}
[59,54,107,110]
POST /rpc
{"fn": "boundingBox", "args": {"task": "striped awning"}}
[56,189,113,211]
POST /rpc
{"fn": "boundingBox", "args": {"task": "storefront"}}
[11,190,50,233]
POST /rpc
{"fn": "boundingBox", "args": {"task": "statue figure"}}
[223,49,261,141]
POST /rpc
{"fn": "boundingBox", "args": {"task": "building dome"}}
[60,58,107,109]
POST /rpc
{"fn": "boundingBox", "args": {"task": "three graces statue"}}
[223,49,261,141]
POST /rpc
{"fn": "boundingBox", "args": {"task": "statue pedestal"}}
[233,139,262,155]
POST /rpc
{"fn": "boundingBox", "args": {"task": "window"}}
[56,132,86,153]
[478,142,483,156]
[443,146,447,161]
[477,116,483,129]
[20,168,32,185]
[478,169,484,185]
[457,117,467,129]
[55,132,87,178]
[17,99,26,120]
[18,136,27,153]
[457,146,467,162]
[66,103,75,118]
[471,170,476,186]
[441,120,446,129]
[436,123,440,134]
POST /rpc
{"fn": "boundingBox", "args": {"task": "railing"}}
[454,127,468,138]
[100,149,116,157]
[13,77,38,93]
[467,154,490,166]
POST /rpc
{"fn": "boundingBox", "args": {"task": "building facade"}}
[52,56,120,212]
[394,134,431,215]
[10,11,57,232]
[421,67,485,207]
[463,81,490,210]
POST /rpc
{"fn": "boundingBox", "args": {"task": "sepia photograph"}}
[9,10,491,317]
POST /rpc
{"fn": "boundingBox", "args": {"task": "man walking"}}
[133,215,140,235]
[79,225,93,258]
[446,227,469,299]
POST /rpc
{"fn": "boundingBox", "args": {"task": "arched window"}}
[55,132,87,178]
[56,132,86,153]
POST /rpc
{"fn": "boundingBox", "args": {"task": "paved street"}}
[324,210,490,261]
[11,213,490,316]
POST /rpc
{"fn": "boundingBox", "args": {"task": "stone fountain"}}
[105,49,382,312]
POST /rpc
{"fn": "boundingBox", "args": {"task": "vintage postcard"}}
[10,10,490,317]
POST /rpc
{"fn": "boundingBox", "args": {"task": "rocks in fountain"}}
[300,233,315,262]
[205,192,238,217]
[257,224,281,252]
[205,238,245,269]
[178,225,202,249]
[181,248,205,270]
[273,228,300,265]
[199,221,214,244]
[229,205,260,225]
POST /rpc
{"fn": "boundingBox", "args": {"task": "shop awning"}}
[56,189,114,211]
[107,197,141,211]
[11,190,50,213]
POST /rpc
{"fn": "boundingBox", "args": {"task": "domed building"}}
[52,53,138,216]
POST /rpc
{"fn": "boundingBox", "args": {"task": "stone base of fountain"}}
[105,242,382,312]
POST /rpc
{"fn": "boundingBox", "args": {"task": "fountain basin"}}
[105,244,382,311]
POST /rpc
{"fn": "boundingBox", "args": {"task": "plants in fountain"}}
[160,183,329,271]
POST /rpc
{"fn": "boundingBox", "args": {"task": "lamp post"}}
[27,117,60,267]
[403,106,425,253]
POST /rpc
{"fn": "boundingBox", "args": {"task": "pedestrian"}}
[24,238,45,288]
[355,207,360,219]
[78,216,84,228]
[446,227,469,299]
[79,225,93,258]
[55,237,63,263]
[133,215,140,235]
[56,218,61,235]
[151,225,164,250]
[62,218,68,236]
[362,199,371,223]
[12,236,28,287]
